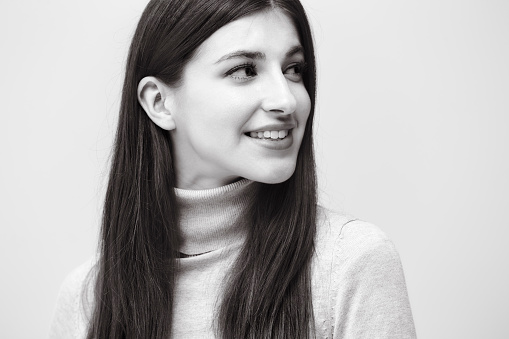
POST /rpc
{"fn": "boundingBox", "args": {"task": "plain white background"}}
[1,0,508,338]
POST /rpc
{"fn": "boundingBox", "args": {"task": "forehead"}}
[193,9,302,61]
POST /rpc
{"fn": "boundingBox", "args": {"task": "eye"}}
[225,63,258,82]
[284,61,307,82]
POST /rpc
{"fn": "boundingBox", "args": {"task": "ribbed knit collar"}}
[174,179,256,255]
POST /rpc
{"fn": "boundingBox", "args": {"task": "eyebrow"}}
[215,45,304,64]
[215,51,265,64]
[286,45,304,58]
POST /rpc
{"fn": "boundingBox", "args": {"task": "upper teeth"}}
[249,130,289,140]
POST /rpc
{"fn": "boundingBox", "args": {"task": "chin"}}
[246,163,296,184]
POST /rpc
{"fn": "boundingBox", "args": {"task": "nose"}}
[260,71,297,115]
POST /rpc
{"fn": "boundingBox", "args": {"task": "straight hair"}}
[86,0,317,338]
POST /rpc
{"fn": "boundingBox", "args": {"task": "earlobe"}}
[137,76,176,131]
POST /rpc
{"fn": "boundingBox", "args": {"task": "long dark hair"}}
[87,0,317,338]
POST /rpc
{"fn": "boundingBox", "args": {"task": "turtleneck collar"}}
[174,179,257,255]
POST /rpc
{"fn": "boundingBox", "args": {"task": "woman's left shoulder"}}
[314,206,392,258]
[311,206,417,338]
[313,206,405,282]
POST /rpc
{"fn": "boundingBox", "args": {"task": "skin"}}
[138,9,311,189]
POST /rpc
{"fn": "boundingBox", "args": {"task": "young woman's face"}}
[167,9,311,189]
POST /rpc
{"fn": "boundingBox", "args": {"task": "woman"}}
[50,0,416,338]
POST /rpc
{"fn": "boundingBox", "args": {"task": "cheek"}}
[176,91,254,148]
[295,87,312,125]
[196,87,257,132]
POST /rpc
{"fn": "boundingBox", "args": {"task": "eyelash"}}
[286,61,308,80]
[225,62,258,81]
[225,61,307,82]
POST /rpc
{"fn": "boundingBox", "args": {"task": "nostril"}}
[261,76,297,114]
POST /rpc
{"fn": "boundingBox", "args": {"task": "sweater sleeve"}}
[332,221,417,338]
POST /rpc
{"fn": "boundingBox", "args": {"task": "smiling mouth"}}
[245,129,291,140]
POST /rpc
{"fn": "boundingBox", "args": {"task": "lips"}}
[245,128,294,150]
[245,122,296,141]
[246,129,290,140]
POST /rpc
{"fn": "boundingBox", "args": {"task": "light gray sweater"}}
[49,179,416,338]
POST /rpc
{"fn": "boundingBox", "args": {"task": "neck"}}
[174,178,257,255]
[173,163,243,190]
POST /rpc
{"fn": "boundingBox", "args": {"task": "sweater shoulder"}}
[313,206,402,282]
[312,206,416,338]
[49,258,97,339]
[314,206,391,258]
[61,259,96,295]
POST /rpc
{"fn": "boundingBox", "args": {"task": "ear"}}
[137,76,176,131]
